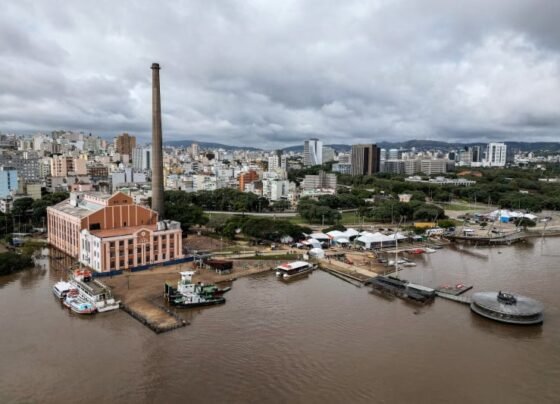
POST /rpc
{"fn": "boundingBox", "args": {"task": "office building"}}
[302,171,337,191]
[420,159,448,175]
[322,146,335,163]
[303,139,323,166]
[351,144,381,176]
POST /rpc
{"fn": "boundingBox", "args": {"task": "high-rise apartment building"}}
[50,156,87,177]
[115,133,136,160]
[322,146,335,163]
[0,167,18,198]
[486,142,507,167]
[351,144,381,176]
[303,139,323,166]
[132,146,152,171]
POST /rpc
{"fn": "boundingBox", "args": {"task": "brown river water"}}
[1,238,560,403]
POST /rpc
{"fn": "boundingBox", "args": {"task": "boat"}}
[424,248,437,254]
[63,290,96,314]
[52,281,74,299]
[402,261,417,267]
[275,261,315,280]
[164,271,230,308]
[408,248,425,255]
[71,270,120,312]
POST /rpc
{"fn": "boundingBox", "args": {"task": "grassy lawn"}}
[440,202,484,211]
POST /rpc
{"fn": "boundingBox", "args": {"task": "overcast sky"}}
[1,0,560,148]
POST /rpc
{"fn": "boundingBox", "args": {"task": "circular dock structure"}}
[470,291,544,325]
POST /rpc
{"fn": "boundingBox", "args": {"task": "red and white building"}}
[47,191,183,272]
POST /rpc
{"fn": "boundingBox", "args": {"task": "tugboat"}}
[164,271,230,308]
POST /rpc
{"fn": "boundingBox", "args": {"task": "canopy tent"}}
[342,228,360,240]
[326,230,345,241]
[308,248,325,259]
[333,237,350,245]
[303,238,322,248]
[310,232,330,242]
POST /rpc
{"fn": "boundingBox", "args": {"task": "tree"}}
[164,191,208,232]
[11,197,34,217]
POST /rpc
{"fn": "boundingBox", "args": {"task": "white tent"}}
[303,238,322,248]
[334,238,350,245]
[342,228,360,239]
[310,232,330,242]
[309,248,325,259]
[326,230,345,241]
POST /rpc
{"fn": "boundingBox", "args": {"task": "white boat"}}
[63,292,96,314]
[424,248,437,254]
[71,271,120,312]
[52,281,74,299]
[388,259,407,266]
[275,261,315,280]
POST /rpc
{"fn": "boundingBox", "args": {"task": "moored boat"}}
[52,281,74,299]
[63,290,96,314]
[275,261,315,280]
[164,271,230,308]
[71,270,120,312]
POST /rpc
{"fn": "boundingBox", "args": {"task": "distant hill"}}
[163,139,261,151]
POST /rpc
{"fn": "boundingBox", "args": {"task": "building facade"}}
[115,133,137,159]
[351,144,381,176]
[303,139,323,166]
[486,142,507,167]
[47,192,183,273]
[0,167,18,198]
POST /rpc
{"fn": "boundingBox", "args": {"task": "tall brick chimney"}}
[151,63,165,218]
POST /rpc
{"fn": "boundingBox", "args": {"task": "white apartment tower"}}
[486,143,507,167]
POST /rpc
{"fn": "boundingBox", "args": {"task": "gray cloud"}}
[1,0,559,148]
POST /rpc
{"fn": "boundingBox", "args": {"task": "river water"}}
[1,239,560,403]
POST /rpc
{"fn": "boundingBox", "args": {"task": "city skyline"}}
[2,1,560,148]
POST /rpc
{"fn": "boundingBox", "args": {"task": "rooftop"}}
[90,224,156,238]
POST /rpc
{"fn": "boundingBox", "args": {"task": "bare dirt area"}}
[183,235,234,252]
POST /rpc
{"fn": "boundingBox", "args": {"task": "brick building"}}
[47,191,183,272]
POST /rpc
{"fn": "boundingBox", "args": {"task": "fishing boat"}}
[164,271,230,308]
[52,281,74,299]
[275,261,315,280]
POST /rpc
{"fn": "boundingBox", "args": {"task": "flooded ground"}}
[1,239,559,403]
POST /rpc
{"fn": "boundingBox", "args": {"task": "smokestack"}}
[151,62,165,218]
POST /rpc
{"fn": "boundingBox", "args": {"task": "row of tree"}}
[214,215,311,241]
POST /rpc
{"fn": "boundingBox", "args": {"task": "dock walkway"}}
[436,292,472,304]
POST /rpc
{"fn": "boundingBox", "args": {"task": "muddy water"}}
[1,240,559,403]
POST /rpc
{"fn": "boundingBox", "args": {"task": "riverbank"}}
[102,259,278,333]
